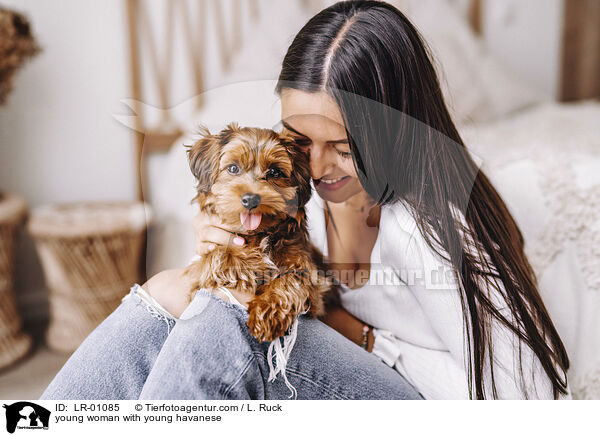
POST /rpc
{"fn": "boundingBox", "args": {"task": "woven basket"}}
[27,201,152,353]
[0,193,32,371]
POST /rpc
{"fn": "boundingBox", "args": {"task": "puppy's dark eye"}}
[266,167,283,179]
[227,164,241,175]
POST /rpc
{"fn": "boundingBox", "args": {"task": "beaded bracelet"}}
[361,324,373,350]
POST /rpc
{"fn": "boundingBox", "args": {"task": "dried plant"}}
[0,6,40,105]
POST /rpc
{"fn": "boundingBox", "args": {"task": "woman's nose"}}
[308,145,331,179]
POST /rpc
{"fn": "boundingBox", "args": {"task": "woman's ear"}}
[186,126,222,193]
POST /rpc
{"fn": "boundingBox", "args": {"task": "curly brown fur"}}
[183,123,337,342]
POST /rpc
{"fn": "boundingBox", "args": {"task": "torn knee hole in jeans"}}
[123,284,177,334]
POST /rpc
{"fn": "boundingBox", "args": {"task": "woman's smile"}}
[314,175,352,190]
[280,89,365,204]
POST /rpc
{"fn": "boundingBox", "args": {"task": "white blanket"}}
[460,101,600,399]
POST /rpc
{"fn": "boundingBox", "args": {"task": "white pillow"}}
[393,0,542,125]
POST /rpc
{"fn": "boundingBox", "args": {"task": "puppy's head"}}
[187,123,312,233]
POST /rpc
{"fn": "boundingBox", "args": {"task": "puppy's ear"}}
[186,126,222,193]
[219,122,241,143]
[282,136,312,208]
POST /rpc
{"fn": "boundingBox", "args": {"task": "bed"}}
[123,0,600,399]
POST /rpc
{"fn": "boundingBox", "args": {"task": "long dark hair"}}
[276,0,569,399]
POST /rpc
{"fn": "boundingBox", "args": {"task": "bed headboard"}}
[467,0,482,36]
[559,0,600,101]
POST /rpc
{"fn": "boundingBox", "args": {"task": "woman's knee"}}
[39,286,175,400]
[282,317,423,399]
[139,292,263,399]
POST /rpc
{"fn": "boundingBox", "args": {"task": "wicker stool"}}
[27,202,152,353]
[0,194,32,371]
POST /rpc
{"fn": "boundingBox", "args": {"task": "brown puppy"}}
[182,123,334,342]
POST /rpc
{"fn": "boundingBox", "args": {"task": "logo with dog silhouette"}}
[2,402,50,433]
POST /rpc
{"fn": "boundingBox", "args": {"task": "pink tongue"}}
[240,212,262,231]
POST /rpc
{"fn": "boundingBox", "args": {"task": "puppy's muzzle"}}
[241,193,261,210]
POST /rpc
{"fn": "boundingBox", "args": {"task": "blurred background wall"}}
[1,0,134,331]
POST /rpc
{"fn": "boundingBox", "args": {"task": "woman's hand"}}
[193,208,245,256]
[319,305,374,352]
[189,208,258,308]
[141,210,249,318]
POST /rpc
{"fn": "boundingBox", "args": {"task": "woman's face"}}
[280,88,364,204]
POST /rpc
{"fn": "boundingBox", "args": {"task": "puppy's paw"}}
[246,296,295,343]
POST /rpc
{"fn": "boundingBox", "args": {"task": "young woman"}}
[40,0,570,400]
[268,0,571,399]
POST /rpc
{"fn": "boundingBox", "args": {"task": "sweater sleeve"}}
[378,202,568,399]
[371,327,471,399]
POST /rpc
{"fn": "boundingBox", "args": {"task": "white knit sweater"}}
[305,193,571,400]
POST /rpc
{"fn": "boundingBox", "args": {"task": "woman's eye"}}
[266,167,283,179]
[293,138,311,148]
[336,149,352,159]
[227,164,241,175]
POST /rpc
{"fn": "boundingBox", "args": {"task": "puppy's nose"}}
[241,193,261,210]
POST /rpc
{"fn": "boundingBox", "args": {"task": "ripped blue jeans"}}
[39,284,423,400]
